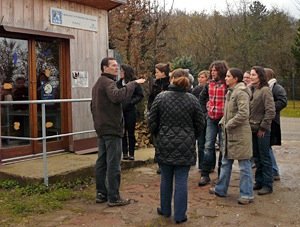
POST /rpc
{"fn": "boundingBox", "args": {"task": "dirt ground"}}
[15,139,300,227]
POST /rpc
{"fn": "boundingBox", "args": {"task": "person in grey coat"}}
[209,68,254,205]
[265,68,287,181]
[148,68,204,224]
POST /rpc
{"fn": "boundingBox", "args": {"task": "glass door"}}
[0,37,30,147]
[1,35,69,160]
[36,40,61,140]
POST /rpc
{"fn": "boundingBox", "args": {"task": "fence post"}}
[292,73,295,109]
[41,103,49,186]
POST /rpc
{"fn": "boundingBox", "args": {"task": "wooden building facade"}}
[0,0,125,163]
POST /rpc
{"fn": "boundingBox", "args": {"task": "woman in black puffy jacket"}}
[148,68,204,224]
[117,64,144,160]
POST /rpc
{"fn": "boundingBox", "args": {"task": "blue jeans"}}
[269,147,279,176]
[215,157,253,199]
[160,164,190,222]
[197,119,206,169]
[252,131,273,189]
[95,135,122,202]
[201,117,222,177]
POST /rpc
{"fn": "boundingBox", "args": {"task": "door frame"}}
[0,28,73,161]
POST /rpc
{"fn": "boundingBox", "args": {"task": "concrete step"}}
[0,148,155,185]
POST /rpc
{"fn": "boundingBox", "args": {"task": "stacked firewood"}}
[135,120,153,148]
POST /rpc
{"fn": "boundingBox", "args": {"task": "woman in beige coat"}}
[209,68,254,205]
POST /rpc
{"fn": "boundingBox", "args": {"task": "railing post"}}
[41,103,49,186]
[0,98,94,176]
[0,100,2,164]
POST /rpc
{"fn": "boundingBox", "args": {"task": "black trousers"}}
[122,110,137,156]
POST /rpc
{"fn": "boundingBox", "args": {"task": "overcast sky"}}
[165,0,299,18]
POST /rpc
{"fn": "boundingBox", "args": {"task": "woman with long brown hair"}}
[117,64,144,160]
[249,66,275,195]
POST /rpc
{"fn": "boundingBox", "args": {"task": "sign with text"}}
[72,71,89,88]
[50,8,98,32]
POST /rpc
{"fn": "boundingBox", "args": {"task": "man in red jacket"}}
[198,60,228,186]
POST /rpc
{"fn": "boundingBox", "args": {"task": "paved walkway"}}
[12,140,300,226]
[280,117,300,141]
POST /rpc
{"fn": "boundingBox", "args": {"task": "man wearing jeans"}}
[198,60,228,186]
[91,57,145,206]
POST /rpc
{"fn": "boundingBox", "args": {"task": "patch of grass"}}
[281,100,300,118]
[0,179,20,189]
[0,177,94,224]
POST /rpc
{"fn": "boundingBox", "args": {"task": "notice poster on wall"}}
[72,71,88,88]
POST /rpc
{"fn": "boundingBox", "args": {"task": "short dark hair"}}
[228,68,243,83]
[251,66,268,88]
[100,57,116,72]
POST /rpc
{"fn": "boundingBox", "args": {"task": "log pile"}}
[135,120,154,148]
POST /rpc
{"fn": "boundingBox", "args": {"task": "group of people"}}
[91,57,287,224]
[196,62,287,201]
[206,64,287,201]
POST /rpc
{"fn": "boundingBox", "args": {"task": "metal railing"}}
[0,98,95,186]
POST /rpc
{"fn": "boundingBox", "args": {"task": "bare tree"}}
[108,0,174,74]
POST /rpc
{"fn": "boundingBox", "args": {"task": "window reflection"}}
[36,40,61,140]
[0,38,62,146]
[0,37,29,146]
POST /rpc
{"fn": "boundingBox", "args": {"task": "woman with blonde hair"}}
[192,70,210,170]
[148,68,204,224]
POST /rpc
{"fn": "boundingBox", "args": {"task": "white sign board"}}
[72,71,89,88]
[50,8,98,32]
